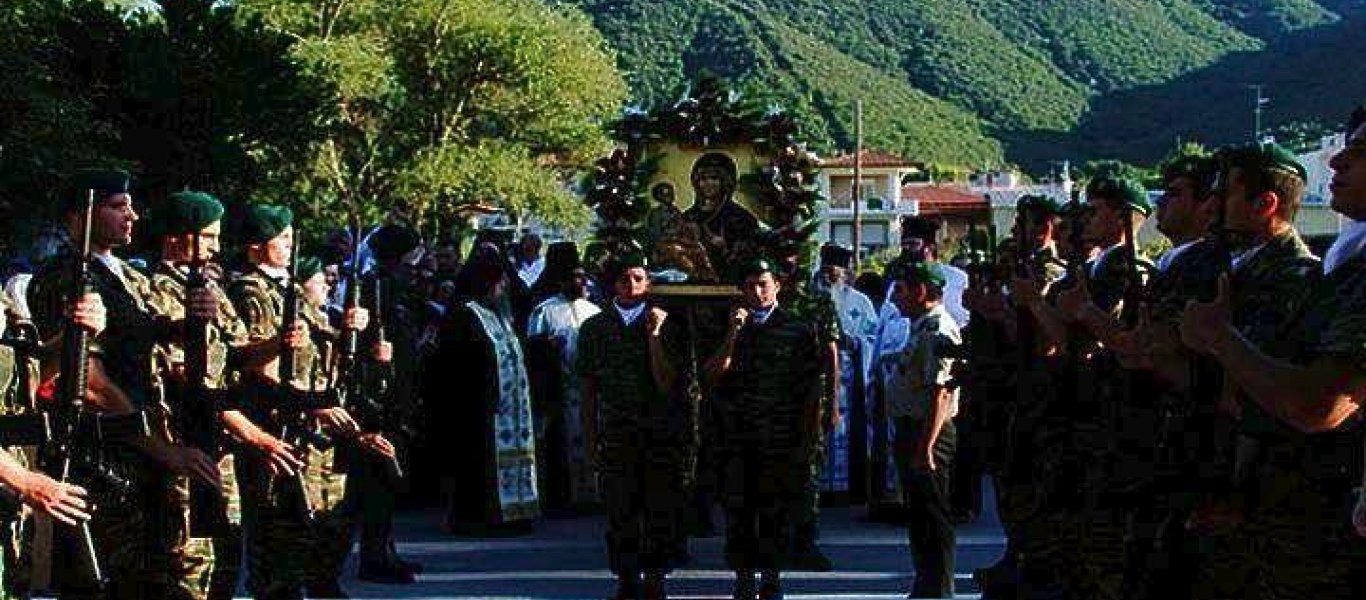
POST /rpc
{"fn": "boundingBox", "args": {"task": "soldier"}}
[578,255,696,600]
[348,224,421,584]
[142,191,310,600]
[773,245,840,571]
[885,262,962,599]
[0,286,92,599]
[1177,140,1350,600]
[27,168,220,599]
[227,205,391,600]
[707,258,824,600]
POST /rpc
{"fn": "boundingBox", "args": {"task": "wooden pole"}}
[853,100,864,273]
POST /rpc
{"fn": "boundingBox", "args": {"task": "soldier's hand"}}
[1009,272,1043,308]
[373,340,393,363]
[344,307,370,331]
[18,471,90,526]
[166,445,222,492]
[312,407,360,437]
[1180,275,1232,353]
[1056,273,1090,321]
[729,308,749,332]
[282,321,307,349]
[71,293,106,335]
[647,307,668,337]
[358,432,396,459]
[1352,495,1366,538]
[187,287,219,321]
[255,434,303,477]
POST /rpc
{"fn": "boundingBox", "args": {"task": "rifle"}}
[275,241,317,522]
[182,231,228,536]
[43,190,107,588]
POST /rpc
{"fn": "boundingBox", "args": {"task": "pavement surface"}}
[338,480,1007,600]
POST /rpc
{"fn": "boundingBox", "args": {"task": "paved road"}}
[338,480,1006,600]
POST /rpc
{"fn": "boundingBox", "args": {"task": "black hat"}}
[64,168,131,212]
[544,241,581,282]
[819,243,853,269]
[369,225,421,261]
[900,216,940,243]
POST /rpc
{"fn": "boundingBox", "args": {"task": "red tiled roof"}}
[902,185,990,215]
[820,150,919,169]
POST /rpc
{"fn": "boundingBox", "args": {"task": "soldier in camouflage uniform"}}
[27,169,220,599]
[142,191,312,600]
[773,247,840,572]
[0,286,93,599]
[1178,142,1354,600]
[227,205,393,600]
[1020,177,1154,600]
[707,259,824,600]
[578,255,697,600]
[964,195,1067,595]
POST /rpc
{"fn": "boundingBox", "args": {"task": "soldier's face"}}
[1156,176,1201,238]
[1329,135,1366,220]
[1221,168,1267,232]
[613,267,650,303]
[742,272,780,309]
[890,280,928,316]
[1083,201,1121,245]
[264,226,294,268]
[303,272,329,306]
[92,193,138,248]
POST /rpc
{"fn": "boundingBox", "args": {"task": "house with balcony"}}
[814,150,924,255]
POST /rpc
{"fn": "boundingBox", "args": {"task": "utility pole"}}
[853,100,863,273]
[1249,84,1268,143]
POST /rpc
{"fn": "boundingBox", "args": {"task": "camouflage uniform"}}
[576,305,697,575]
[779,281,841,557]
[27,245,166,599]
[1193,229,1332,600]
[716,305,823,570]
[143,263,247,600]
[0,290,39,600]
[227,268,350,600]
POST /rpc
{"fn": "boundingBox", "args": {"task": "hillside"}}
[567,0,1363,170]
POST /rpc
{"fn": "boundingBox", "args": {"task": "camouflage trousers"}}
[720,439,806,571]
[1192,464,1366,600]
[166,454,242,600]
[794,430,825,549]
[600,441,692,575]
[240,444,350,600]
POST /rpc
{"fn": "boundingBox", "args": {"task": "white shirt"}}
[613,300,646,327]
[940,263,970,328]
[1090,243,1124,279]
[1157,240,1201,273]
[1232,243,1269,273]
[1325,219,1366,275]
[517,257,546,288]
[528,295,601,363]
[259,264,290,282]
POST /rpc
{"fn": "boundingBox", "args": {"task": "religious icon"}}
[680,153,761,279]
[648,182,718,282]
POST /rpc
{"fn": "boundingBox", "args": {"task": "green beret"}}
[604,252,649,280]
[903,261,946,289]
[64,168,131,212]
[161,191,224,236]
[1086,176,1152,217]
[1162,155,1216,186]
[1221,142,1308,182]
[241,204,293,245]
[297,255,324,282]
[738,257,777,280]
[1016,194,1062,216]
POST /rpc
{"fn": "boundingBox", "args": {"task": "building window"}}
[830,221,890,249]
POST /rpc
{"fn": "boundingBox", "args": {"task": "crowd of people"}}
[0,110,1364,600]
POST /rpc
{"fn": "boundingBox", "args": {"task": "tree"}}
[235,0,628,234]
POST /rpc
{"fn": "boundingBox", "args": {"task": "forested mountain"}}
[569,0,1366,170]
